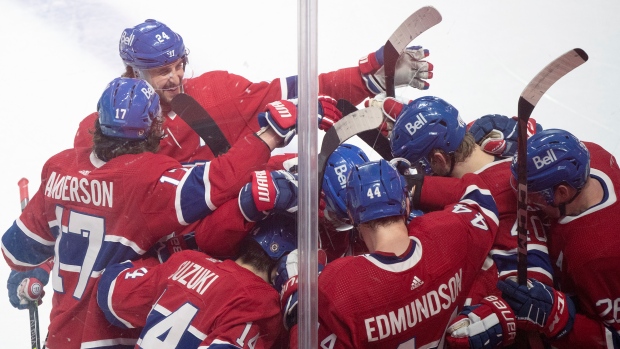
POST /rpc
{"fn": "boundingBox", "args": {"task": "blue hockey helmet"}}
[97,77,161,140]
[119,19,187,70]
[510,129,590,206]
[250,214,298,260]
[390,96,466,174]
[345,159,408,225]
[322,144,370,220]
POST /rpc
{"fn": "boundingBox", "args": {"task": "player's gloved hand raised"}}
[238,170,298,222]
[497,277,575,340]
[467,114,543,158]
[359,45,433,95]
[273,249,327,330]
[258,97,343,146]
[446,295,517,349]
[7,259,53,310]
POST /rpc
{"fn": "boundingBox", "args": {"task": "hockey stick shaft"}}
[171,93,231,157]
[318,107,384,193]
[18,178,42,349]
[516,48,589,286]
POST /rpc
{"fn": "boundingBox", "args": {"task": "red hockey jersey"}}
[74,68,371,165]
[97,251,281,349]
[290,181,499,348]
[419,158,553,304]
[545,142,620,348]
[1,147,263,349]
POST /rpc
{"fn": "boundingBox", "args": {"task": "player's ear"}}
[554,184,572,203]
[429,151,449,172]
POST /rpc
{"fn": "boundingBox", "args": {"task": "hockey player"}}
[1,77,299,349]
[320,143,371,261]
[275,159,500,348]
[494,129,620,348]
[96,214,297,349]
[73,18,434,165]
[384,96,553,348]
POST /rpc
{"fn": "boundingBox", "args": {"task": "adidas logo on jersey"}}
[410,275,424,290]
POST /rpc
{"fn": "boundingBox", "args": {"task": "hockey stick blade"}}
[384,6,442,97]
[318,107,384,193]
[516,48,588,285]
[336,99,393,160]
[171,93,232,157]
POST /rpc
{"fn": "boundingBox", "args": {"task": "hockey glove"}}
[446,295,517,349]
[273,249,327,330]
[467,114,543,158]
[359,45,433,95]
[7,259,53,310]
[317,95,342,131]
[238,170,298,222]
[365,97,409,136]
[497,277,575,340]
[258,97,343,146]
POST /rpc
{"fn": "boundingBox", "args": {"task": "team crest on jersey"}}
[410,275,424,290]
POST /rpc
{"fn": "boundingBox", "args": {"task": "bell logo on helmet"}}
[141,86,155,99]
[404,113,428,136]
[533,149,558,169]
[456,114,466,128]
[120,31,135,47]
[334,164,348,189]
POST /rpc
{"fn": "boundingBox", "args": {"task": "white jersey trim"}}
[89,151,106,168]
[559,169,617,224]
[17,218,55,246]
[363,236,422,272]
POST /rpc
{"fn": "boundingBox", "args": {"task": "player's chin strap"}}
[554,188,582,217]
[445,152,457,178]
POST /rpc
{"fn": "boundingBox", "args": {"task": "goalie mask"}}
[119,19,188,71]
[322,144,370,222]
[510,128,590,207]
[345,159,408,225]
[97,77,161,140]
[250,214,298,261]
[390,96,466,175]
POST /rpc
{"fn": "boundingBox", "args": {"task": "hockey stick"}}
[171,93,231,157]
[18,178,42,349]
[360,6,442,159]
[384,6,442,98]
[515,48,588,287]
[336,99,393,160]
[318,107,384,194]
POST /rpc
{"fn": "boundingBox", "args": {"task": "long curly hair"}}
[91,116,164,162]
